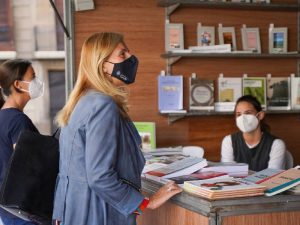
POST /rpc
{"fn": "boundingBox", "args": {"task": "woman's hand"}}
[147,181,182,210]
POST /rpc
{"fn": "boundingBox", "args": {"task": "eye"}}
[235,113,241,117]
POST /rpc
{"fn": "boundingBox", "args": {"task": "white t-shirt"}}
[221,135,286,170]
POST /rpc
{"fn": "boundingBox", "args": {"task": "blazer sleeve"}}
[85,97,144,217]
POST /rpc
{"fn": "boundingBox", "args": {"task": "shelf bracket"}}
[166,3,180,18]
[168,114,185,124]
[166,56,181,74]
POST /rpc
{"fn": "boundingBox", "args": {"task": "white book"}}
[291,74,300,109]
[160,110,187,114]
[146,157,208,179]
[188,44,231,53]
[214,102,236,112]
[189,77,214,111]
[218,75,242,103]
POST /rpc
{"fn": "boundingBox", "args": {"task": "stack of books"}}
[258,168,300,196]
[183,177,266,200]
[241,167,300,196]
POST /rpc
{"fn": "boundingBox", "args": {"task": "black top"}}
[0,108,38,220]
[0,108,38,186]
[231,131,277,171]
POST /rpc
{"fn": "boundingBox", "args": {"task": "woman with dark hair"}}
[0,59,43,225]
[221,95,286,171]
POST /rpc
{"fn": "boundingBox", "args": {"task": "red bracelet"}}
[133,197,150,215]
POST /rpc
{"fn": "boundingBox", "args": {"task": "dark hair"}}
[234,95,262,113]
[234,95,270,132]
[0,59,32,108]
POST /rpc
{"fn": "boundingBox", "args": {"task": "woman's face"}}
[14,65,35,96]
[235,101,258,118]
[103,42,131,86]
[235,101,265,123]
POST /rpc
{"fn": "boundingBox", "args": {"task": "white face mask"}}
[236,114,259,133]
[20,77,44,99]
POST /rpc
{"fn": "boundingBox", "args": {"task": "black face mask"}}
[107,55,139,84]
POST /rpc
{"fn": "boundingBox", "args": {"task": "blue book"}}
[158,75,183,111]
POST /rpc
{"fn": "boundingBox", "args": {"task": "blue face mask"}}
[107,55,139,84]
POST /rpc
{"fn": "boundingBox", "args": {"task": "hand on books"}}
[147,181,182,209]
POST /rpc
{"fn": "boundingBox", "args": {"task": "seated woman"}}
[221,95,286,171]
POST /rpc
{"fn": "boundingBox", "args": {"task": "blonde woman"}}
[52,32,182,225]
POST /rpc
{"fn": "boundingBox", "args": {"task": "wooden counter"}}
[137,178,300,225]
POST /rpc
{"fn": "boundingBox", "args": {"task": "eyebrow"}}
[236,109,255,114]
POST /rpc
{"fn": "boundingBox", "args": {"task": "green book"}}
[243,77,266,108]
[133,122,156,151]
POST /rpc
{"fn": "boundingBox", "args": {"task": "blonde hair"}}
[56,32,129,127]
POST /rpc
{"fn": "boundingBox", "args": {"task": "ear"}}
[258,111,265,121]
[13,80,21,90]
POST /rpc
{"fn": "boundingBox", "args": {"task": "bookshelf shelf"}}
[162,52,300,59]
[158,0,300,124]
[162,110,300,124]
[158,1,299,16]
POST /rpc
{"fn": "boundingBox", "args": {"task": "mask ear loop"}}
[17,80,30,93]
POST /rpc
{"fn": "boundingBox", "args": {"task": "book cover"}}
[189,77,214,110]
[267,76,291,110]
[259,168,300,196]
[218,77,242,102]
[158,75,183,111]
[242,168,284,184]
[197,23,215,46]
[243,77,267,109]
[170,171,228,184]
[133,122,156,151]
[291,75,300,109]
[146,157,207,179]
[165,23,184,52]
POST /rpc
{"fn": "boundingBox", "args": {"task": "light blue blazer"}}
[52,91,145,225]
